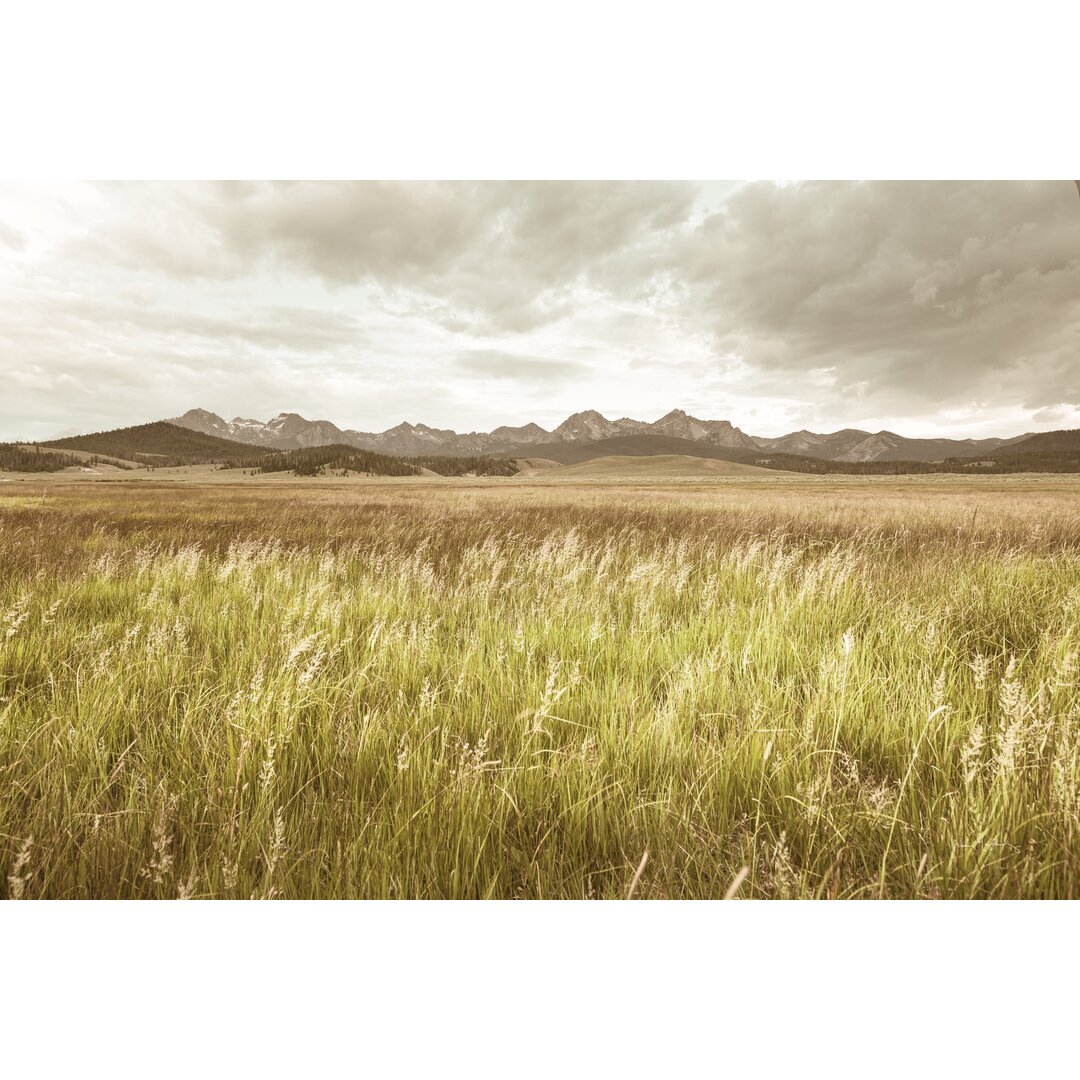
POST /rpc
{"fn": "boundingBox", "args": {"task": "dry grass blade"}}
[723,866,750,900]
[626,849,650,900]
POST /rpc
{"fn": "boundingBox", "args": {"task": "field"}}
[2,474,1080,898]
[539,453,775,479]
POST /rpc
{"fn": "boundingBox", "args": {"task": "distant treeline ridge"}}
[0,445,134,473]
[221,443,520,477]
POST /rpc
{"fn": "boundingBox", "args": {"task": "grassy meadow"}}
[2,475,1080,899]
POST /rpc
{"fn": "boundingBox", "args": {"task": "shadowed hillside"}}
[987,428,1080,458]
[44,422,274,467]
[221,443,520,477]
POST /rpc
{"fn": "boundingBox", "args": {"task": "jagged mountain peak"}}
[553,410,626,441]
[561,408,610,423]
[267,411,309,426]
[167,406,1036,463]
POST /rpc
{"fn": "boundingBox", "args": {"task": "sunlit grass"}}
[2,479,1079,898]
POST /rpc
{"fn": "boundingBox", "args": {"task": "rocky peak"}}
[554,410,623,441]
[651,408,710,437]
[179,407,223,423]
[169,408,231,438]
[265,412,312,433]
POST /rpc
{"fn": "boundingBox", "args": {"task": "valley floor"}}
[2,477,1079,898]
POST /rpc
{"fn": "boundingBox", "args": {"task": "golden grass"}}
[2,476,1079,898]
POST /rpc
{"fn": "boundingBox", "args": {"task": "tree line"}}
[220,443,520,477]
[0,446,136,473]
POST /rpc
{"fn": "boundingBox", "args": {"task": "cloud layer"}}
[1,180,1077,440]
[673,181,1080,420]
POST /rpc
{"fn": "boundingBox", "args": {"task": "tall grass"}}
[2,479,1079,898]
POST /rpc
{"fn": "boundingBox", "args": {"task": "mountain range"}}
[171,407,1033,463]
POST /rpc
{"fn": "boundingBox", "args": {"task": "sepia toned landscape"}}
[4,467,1079,898]
[3,178,1079,901]
[8,17,1080,1080]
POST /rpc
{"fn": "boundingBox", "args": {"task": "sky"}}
[1,179,1078,442]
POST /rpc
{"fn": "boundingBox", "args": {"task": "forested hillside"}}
[44,422,270,466]
[222,443,520,477]
[0,445,84,472]
[412,454,519,477]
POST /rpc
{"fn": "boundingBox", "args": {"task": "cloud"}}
[666,180,1080,419]
[1032,403,1080,424]
[4,180,1080,439]
[455,350,587,381]
[69,180,698,333]
[5,292,368,353]
[0,283,389,439]
[0,220,26,251]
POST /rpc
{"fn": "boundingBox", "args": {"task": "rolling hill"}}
[548,454,777,479]
[43,422,272,467]
[988,428,1080,457]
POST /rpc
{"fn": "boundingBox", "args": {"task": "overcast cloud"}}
[1,180,1077,441]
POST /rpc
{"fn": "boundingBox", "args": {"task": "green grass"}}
[2,479,1079,898]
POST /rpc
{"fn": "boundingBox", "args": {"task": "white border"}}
[3,899,1078,1076]
[3,0,1077,178]
[3,1,1078,1072]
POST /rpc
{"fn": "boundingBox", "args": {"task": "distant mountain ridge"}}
[170,407,1036,463]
